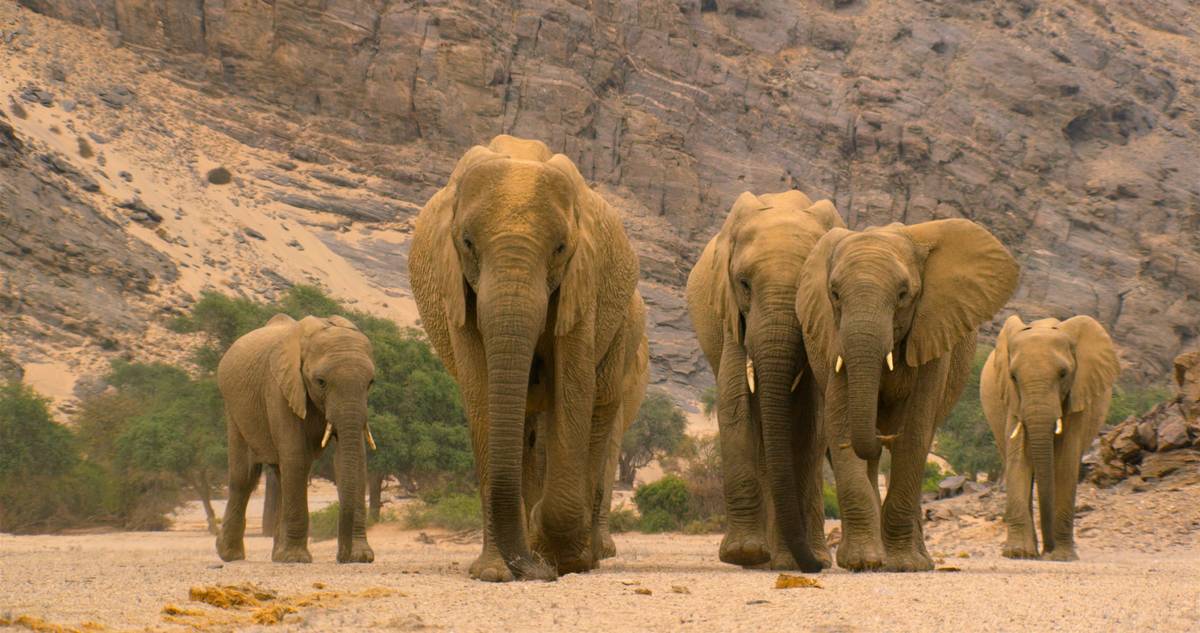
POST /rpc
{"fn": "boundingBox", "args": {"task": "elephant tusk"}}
[886,352,894,371]
[877,434,899,447]
[1010,422,1022,440]
[838,442,851,450]
[1056,418,1063,435]
[366,425,377,451]
[791,368,804,393]
[835,355,843,373]
[745,357,756,394]
[321,422,333,448]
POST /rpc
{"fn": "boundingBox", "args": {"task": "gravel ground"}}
[2,525,1198,633]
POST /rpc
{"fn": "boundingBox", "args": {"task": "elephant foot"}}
[810,541,834,569]
[469,550,514,583]
[883,547,934,572]
[337,540,374,564]
[216,534,245,562]
[272,544,313,564]
[835,532,884,572]
[719,529,771,567]
[599,530,617,560]
[1043,547,1078,562]
[1002,543,1040,560]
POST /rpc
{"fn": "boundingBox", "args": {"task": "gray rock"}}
[1156,407,1191,451]
[98,85,133,109]
[117,197,162,223]
[243,227,266,241]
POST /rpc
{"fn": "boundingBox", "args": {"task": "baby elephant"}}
[981,315,1119,561]
[216,314,376,564]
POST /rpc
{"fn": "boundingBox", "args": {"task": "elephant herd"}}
[213,135,1120,581]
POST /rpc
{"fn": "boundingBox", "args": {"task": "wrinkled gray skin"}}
[216,314,375,564]
[409,135,647,582]
[981,315,1119,561]
[797,219,1018,571]
[687,191,844,572]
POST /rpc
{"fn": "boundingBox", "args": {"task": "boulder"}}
[1155,406,1191,451]
[937,475,968,500]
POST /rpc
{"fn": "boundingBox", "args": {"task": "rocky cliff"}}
[5,0,1200,399]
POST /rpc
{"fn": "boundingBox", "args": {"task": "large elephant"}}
[686,191,844,572]
[796,219,1018,571]
[981,315,1118,561]
[216,314,376,564]
[409,135,648,582]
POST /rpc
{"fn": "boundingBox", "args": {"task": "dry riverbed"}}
[2,525,1198,633]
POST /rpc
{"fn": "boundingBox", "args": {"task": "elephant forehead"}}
[1010,331,1074,368]
[458,160,572,217]
[735,213,821,260]
[830,232,917,278]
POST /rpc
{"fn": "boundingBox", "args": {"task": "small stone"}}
[60,99,75,112]
[243,228,266,241]
[119,171,132,182]
[206,166,233,185]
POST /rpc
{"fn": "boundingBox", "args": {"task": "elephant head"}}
[422,136,613,579]
[273,314,376,563]
[712,190,843,571]
[797,219,1019,461]
[991,315,1118,553]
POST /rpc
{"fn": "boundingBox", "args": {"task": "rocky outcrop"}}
[1087,351,1200,486]
[14,0,1200,394]
[0,113,176,356]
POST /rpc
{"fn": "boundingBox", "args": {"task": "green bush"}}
[1108,382,1172,426]
[308,502,379,541]
[619,391,687,487]
[681,516,724,535]
[823,482,839,519]
[633,475,691,531]
[607,503,639,534]
[922,462,944,494]
[403,493,482,531]
[936,345,1002,480]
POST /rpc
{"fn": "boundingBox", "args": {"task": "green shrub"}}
[403,493,482,531]
[681,516,724,535]
[936,345,1002,480]
[608,503,638,534]
[822,482,839,519]
[922,462,944,494]
[1107,382,1172,426]
[308,502,381,541]
[632,475,693,532]
[637,509,677,534]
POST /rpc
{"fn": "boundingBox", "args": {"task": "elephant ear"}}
[710,192,771,345]
[422,146,502,329]
[270,317,323,420]
[796,227,852,372]
[991,314,1025,406]
[802,199,847,231]
[546,154,606,337]
[1059,315,1120,413]
[900,219,1020,367]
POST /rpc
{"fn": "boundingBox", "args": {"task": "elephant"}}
[981,315,1119,561]
[408,135,648,582]
[686,190,845,573]
[215,314,376,564]
[796,219,1019,571]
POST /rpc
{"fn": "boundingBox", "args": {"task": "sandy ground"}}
[2,526,1198,633]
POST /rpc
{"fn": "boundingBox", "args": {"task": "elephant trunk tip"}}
[510,555,558,582]
[853,437,882,461]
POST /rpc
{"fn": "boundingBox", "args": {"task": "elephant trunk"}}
[754,313,823,573]
[331,399,368,563]
[1023,401,1059,555]
[841,311,891,461]
[479,273,556,581]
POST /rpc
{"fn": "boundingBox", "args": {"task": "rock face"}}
[15,0,1200,394]
[1088,351,1200,486]
[0,114,176,356]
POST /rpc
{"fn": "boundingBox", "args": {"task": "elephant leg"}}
[261,466,281,538]
[596,410,622,560]
[770,392,830,570]
[1002,444,1038,559]
[578,391,622,572]
[828,442,884,571]
[469,410,515,583]
[715,347,770,567]
[879,422,935,572]
[216,428,259,562]
[1045,440,1084,562]
[272,456,313,563]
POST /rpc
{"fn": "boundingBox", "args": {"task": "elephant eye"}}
[1010,372,1017,383]
[898,287,909,301]
[462,235,474,252]
[830,289,840,302]
[739,278,751,292]
[317,378,327,388]
[1058,368,1068,378]
[554,242,566,255]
